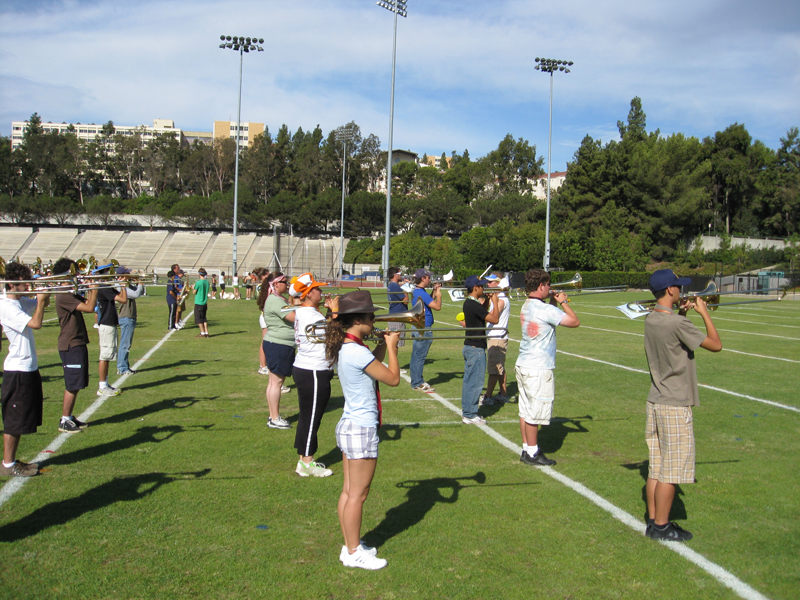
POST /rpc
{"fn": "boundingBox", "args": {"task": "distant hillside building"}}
[420,154,453,169]
[212,121,265,147]
[533,171,567,199]
[10,118,182,152]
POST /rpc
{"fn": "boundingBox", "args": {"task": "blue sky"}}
[1,0,799,172]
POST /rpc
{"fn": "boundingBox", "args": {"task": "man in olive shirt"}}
[53,258,98,433]
[643,269,721,542]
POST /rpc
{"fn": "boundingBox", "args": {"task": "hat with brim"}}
[115,266,131,275]
[334,290,384,314]
[649,269,692,292]
[414,268,432,279]
[465,274,489,290]
[290,272,328,299]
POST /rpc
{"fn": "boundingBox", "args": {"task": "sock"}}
[528,445,539,456]
[653,522,669,530]
[3,461,16,468]
[100,381,109,388]
[61,416,70,423]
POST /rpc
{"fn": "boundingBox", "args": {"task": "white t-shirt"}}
[0,296,38,372]
[338,342,378,428]
[487,292,510,339]
[515,298,565,370]
[293,306,332,371]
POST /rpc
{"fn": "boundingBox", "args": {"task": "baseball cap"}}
[465,275,489,289]
[414,268,432,279]
[485,274,500,281]
[289,272,328,299]
[115,266,131,275]
[649,269,691,292]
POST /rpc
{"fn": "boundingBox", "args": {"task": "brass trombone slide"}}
[616,282,787,319]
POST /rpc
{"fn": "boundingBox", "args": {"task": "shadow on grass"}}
[122,372,215,391]
[88,397,203,426]
[538,415,592,455]
[40,425,209,467]
[202,330,247,338]
[0,469,211,542]
[365,471,497,548]
[622,460,689,523]
[131,359,213,373]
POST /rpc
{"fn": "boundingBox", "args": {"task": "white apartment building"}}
[533,171,567,199]
[10,118,182,151]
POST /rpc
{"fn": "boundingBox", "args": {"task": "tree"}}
[762,127,800,236]
[705,123,755,235]
[479,134,543,196]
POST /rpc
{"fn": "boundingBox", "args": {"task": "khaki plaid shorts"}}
[487,338,507,375]
[646,402,695,484]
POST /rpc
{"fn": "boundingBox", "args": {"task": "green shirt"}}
[194,278,209,305]
[263,294,295,346]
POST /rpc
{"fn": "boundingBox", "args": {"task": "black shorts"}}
[263,341,295,378]
[1,370,44,436]
[60,345,90,391]
[194,303,208,324]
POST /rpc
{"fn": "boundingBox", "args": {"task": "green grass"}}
[1,291,798,599]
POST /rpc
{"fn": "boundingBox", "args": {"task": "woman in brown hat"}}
[324,291,400,570]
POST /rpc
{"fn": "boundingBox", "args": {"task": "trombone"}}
[616,281,787,319]
[551,272,628,295]
[304,299,508,343]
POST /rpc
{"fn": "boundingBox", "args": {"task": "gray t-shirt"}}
[644,307,707,407]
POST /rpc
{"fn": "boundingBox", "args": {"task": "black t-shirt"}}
[97,287,119,326]
[462,297,489,349]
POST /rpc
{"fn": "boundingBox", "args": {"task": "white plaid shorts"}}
[336,418,379,459]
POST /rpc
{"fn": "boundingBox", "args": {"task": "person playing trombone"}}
[0,261,49,476]
[386,267,408,348]
[516,269,580,466]
[410,268,442,393]
[643,269,721,543]
[460,275,500,424]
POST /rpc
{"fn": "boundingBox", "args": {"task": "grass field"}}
[1,289,798,600]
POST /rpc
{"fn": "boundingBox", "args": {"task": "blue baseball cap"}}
[465,275,489,289]
[649,269,691,292]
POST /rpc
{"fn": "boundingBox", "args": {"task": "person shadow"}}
[538,415,592,455]
[622,460,688,523]
[0,469,211,542]
[363,472,486,549]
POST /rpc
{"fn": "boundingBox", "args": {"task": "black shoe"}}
[58,418,82,433]
[648,522,693,542]
[519,451,527,462]
[69,416,88,429]
[520,450,557,466]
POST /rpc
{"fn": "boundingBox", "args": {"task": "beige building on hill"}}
[213,121,265,147]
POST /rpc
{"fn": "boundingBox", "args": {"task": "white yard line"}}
[401,376,769,600]
[0,312,193,509]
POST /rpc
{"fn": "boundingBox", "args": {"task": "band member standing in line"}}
[0,262,49,476]
[410,269,442,393]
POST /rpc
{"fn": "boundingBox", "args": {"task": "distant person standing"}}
[210,273,218,300]
[193,268,210,338]
[643,269,721,543]
[386,267,408,348]
[220,271,227,298]
[116,267,144,375]
[166,267,179,330]
[515,269,580,467]
[0,262,49,476]
[410,268,442,393]
[174,269,187,329]
[484,274,510,404]
[232,272,241,300]
[95,262,127,395]
[52,258,98,432]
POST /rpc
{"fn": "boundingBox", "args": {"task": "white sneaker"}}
[341,546,387,570]
[257,366,270,375]
[281,385,290,394]
[412,382,435,393]
[97,385,121,397]
[462,415,486,425]
[339,544,378,563]
[296,460,333,477]
[93,324,99,329]
[268,416,291,430]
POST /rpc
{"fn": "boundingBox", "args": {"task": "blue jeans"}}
[410,329,433,388]
[117,317,136,373]
[461,345,486,418]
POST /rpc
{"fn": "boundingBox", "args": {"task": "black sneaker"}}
[58,418,82,433]
[520,450,557,466]
[69,416,88,429]
[648,522,693,542]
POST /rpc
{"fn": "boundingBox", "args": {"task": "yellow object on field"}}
[456,312,465,321]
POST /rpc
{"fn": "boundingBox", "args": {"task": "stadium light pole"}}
[534,57,572,272]
[377,0,407,281]
[219,35,264,278]
[335,125,355,279]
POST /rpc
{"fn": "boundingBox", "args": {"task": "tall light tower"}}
[335,125,355,279]
[376,0,407,280]
[219,35,264,277]
[534,57,572,272]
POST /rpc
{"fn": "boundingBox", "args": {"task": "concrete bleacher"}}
[66,230,126,264]
[19,229,80,265]
[199,232,257,274]
[242,235,277,274]
[150,231,214,273]
[114,231,171,272]
[0,227,34,261]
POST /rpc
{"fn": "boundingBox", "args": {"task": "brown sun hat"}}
[334,290,384,315]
